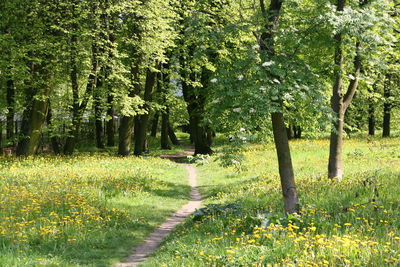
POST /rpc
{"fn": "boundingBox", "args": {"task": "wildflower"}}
[233,107,241,113]
[210,78,218,83]
[237,75,244,80]
[252,44,260,50]
[240,128,246,132]
[260,86,267,93]
[262,61,275,67]
[249,108,256,113]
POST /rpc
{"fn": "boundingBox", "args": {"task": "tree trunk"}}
[106,94,115,146]
[259,0,298,213]
[382,75,391,138]
[46,106,61,154]
[150,112,159,137]
[134,68,157,156]
[161,109,171,149]
[118,64,140,156]
[64,40,98,154]
[168,122,180,145]
[271,113,298,213]
[6,76,15,141]
[17,87,51,156]
[94,71,105,149]
[368,86,376,136]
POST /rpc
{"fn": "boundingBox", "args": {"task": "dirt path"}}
[116,151,201,267]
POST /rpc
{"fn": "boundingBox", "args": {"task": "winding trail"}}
[117,150,201,267]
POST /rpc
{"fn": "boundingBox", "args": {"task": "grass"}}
[144,136,400,266]
[0,153,190,266]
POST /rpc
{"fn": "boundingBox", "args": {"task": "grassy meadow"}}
[144,136,400,266]
[0,153,190,266]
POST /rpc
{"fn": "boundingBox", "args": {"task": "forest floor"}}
[0,135,399,266]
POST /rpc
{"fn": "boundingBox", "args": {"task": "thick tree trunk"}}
[134,68,157,156]
[106,94,115,146]
[150,112,159,137]
[6,76,15,141]
[17,86,51,156]
[118,64,141,156]
[382,76,391,138]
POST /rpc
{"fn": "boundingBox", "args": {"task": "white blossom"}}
[237,75,244,81]
[260,86,267,93]
[273,79,281,84]
[240,127,246,132]
[252,44,260,50]
[210,78,218,83]
[249,108,256,113]
[212,98,220,104]
[233,107,242,113]
[262,61,275,67]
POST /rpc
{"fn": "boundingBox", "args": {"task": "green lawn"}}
[0,153,190,266]
[144,137,400,266]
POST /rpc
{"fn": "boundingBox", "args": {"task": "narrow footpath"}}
[117,151,202,267]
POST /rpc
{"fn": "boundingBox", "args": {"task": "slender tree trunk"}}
[134,68,157,156]
[64,41,98,154]
[46,106,61,154]
[94,71,105,149]
[259,0,298,213]
[106,94,115,146]
[328,0,365,179]
[368,86,376,136]
[382,75,391,138]
[150,112,159,137]
[6,76,15,141]
[271,113,298,213]
[161,109,171,149]
[168,122,180,145]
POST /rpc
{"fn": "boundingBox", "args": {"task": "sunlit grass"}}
[144,137,400,266]
[0,154,190,266]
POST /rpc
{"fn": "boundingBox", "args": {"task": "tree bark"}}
[150,112,159,137]
[259,0,298,213]
[161,109,171,149]
[16,66,51,156]
[328,0,365,179]
[6,75,15,141]
[382,75,391,138]
[106,94,115,146]
[368,86,376,136]
[168,122,180,145]
[134,68,157,156]
[64,40,98,154]
[46,106,61,154]
[94,70,105,149]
